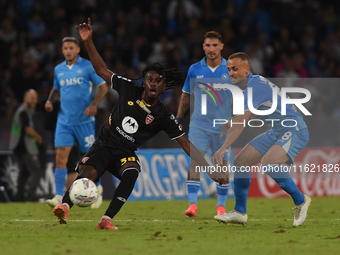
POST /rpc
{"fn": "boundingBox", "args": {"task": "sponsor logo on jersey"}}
[128,101,134,106]
[82,157,89,163]
[116,126,135,142]
[122,116,139,134]
[197,75,204,78]
[145,114,154,124]
[59,77,84,87]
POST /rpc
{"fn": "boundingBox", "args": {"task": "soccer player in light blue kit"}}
[176,31,233,217]
[45,37,108,209]
[213,52,311,226]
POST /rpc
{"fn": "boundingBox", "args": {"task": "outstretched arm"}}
[76,18,113,84]
[176,135,227,185]
[212,110,252,165]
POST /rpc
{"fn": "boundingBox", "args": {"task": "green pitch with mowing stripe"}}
[0,197,339,255]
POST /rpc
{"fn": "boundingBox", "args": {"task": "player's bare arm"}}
[176,135,227,185]
[176,92,190,124]
[45,87,60,112]
[212,110,252,165]
[84,82,109,117]
[76,18,113,84]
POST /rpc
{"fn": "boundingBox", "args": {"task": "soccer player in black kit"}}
[53,18,226,230]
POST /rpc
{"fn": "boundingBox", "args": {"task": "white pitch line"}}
[4,219,340,222]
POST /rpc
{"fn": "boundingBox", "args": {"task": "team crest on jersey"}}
[122,116,139,134]
[82,157,89,163]
[222,73,229,80]
[145,114,154,124]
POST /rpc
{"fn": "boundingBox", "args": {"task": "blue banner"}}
[128,149,234,200]
[0,149,234,202]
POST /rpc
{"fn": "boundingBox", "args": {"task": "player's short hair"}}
[204,31,222,43]
[228,52,250,63]
[62,37,79,46]
[141,62,185,90]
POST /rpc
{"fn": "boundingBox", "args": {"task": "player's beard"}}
[206,52,221,62]
[66,55,78,65]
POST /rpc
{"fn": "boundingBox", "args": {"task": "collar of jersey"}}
[64,55,83,66]
[201,57,227,67]
[245,73,254,87]
[141,91,158,107]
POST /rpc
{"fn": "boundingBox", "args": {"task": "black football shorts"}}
[76,144,140,181]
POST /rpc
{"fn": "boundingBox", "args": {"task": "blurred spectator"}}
[167,0,201,20]
[9,89,44,201]
[27,12,46,39]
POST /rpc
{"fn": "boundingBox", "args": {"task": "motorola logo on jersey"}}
[122,116,139,134]
[59,77,84,87]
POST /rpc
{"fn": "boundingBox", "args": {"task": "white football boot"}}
[214,209,248,225]
[91,184,103,209]
[46,195,62,208]
[293,194,311,226]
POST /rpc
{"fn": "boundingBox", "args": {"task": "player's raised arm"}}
[76,18,113,84]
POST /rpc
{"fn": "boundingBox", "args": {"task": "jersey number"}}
[281,132,292,140]
[120,157,136,166]
[84,135,95,147]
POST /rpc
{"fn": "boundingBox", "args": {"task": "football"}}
[69,178,98,207]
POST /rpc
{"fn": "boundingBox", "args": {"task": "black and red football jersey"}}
[96,74,184,152]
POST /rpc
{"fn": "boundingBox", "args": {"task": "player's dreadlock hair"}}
[141,62,185,90]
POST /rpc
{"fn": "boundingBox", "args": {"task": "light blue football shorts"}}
[249,128,309,164]
[54,122,95,153]
[189,125,234,162]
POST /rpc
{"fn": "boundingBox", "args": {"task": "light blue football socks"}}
[234,165,251,214]
[187,180,200,205]
[55,168,67,196]
[263,163,304,205]
[216,183,229,207]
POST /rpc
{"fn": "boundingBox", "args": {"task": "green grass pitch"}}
[0,197,339,255]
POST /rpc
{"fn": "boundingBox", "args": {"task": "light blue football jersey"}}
[53,56,105,125]
[244,74,308,132]
[182,57,232,133]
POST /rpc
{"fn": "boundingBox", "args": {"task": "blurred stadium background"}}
[0,0,340,201]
